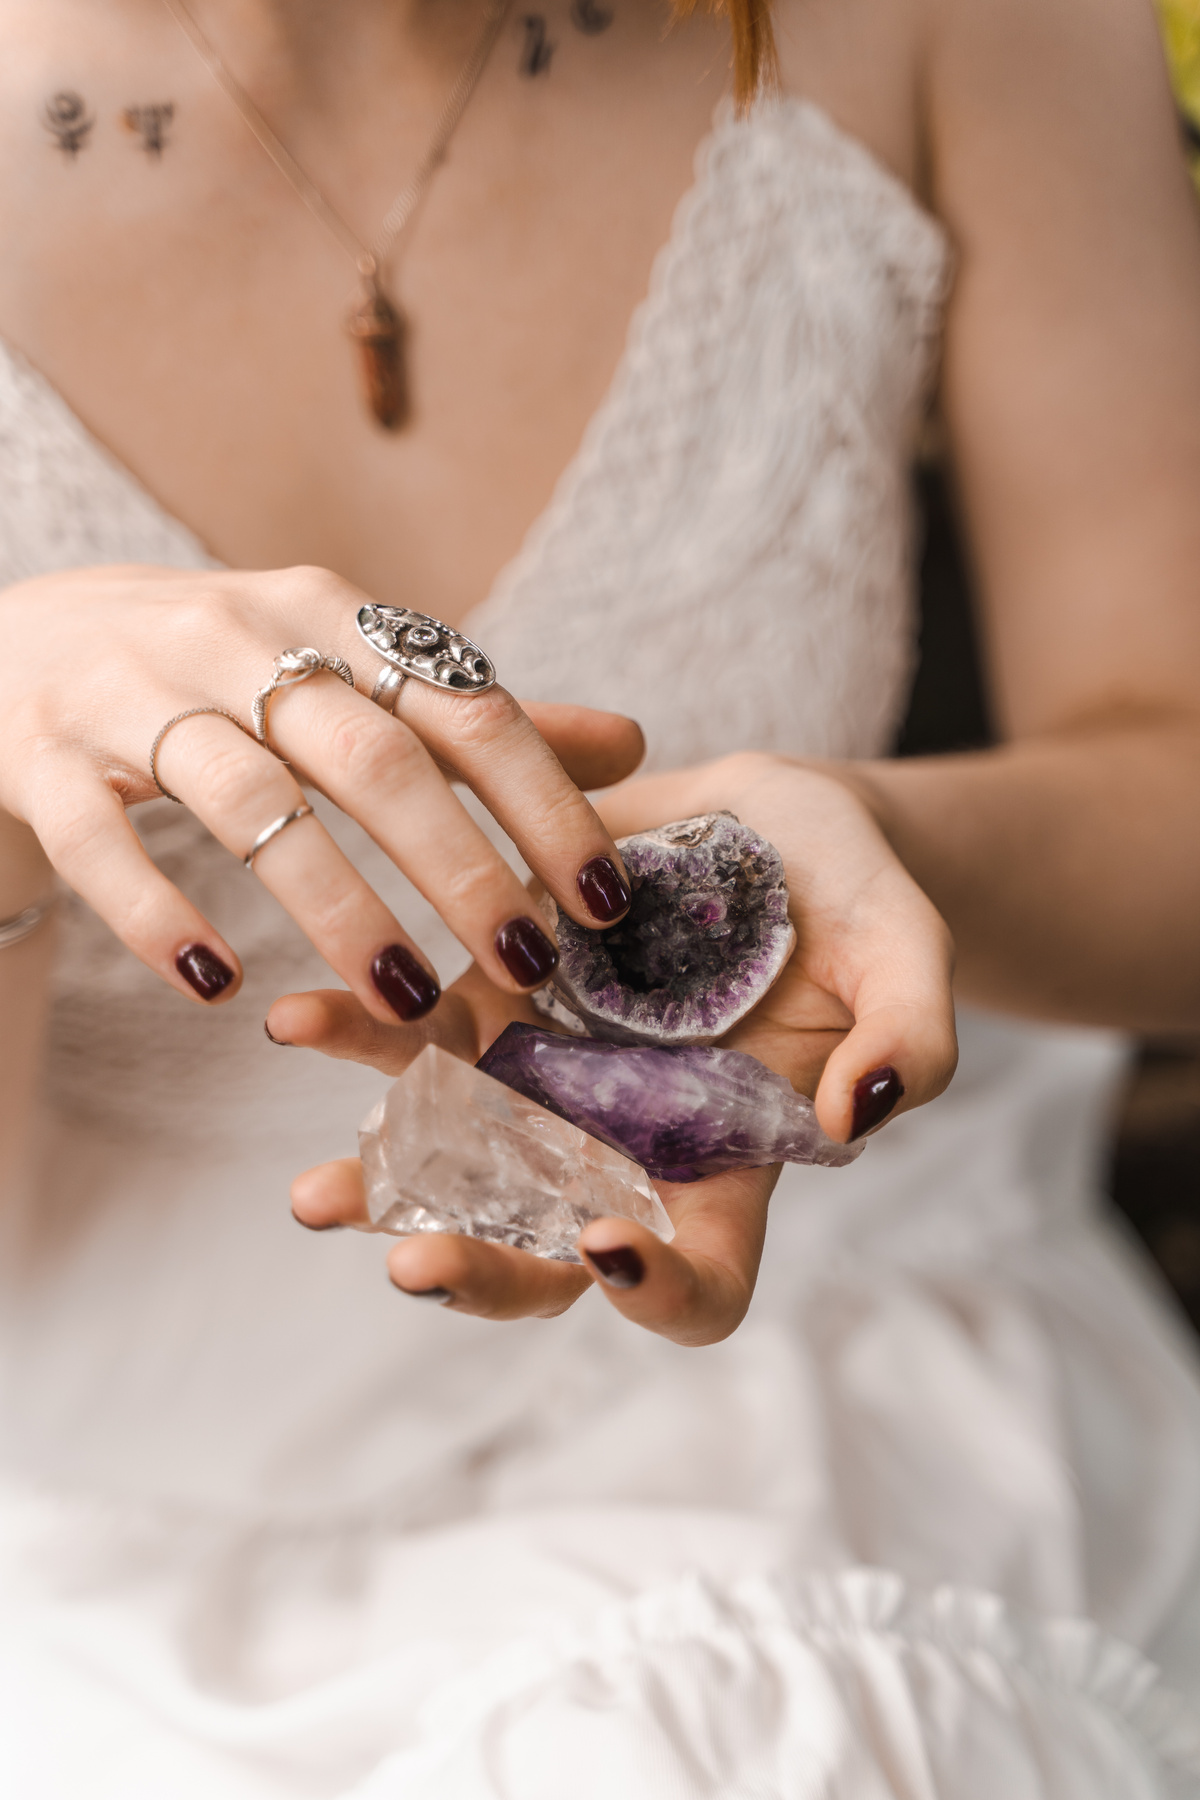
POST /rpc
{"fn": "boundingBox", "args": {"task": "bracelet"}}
[0,895,56,951]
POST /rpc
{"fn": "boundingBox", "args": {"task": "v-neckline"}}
[0,96,939,633]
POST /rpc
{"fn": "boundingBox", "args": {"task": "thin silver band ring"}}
[0,895,56,951]
[149,707,254,804]
[243,803,315,871]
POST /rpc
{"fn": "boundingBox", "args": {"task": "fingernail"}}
[585,1245,645,1289]
[371,944,440,1021]
[176,943,235,1000]
[850,1065,905,1140]
[264,1021,291,1046]
[292,1212,344,1232]
[577,855,631,924]
[395,1284,453,1304]
[495,916,558,988]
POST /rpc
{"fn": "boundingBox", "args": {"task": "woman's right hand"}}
[0,562,643,1017]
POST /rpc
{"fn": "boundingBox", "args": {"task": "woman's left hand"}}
[285,752,958,1345]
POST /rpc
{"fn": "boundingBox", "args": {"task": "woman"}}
[0,0,1198,1790]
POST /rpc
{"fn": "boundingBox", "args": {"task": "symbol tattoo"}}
[123,103,176,157]
[520,14,555,75]
[570,0,614,34]
[42,91,95,159]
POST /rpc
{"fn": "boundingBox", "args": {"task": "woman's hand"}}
[0,563,643,1017]
[286,752,957,1346]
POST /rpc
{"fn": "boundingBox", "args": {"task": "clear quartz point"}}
[359,1045,674,1262]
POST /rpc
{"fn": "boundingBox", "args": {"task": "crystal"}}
[534,813,796,1044]
[478,1025,864,1183]
[347,282,407,430]
[359,1044,674,1261]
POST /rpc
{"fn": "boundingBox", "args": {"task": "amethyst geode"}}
[534,813,796,1045]
[478,1025,863,1182]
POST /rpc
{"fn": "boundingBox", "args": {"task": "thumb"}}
[520,702,645,792]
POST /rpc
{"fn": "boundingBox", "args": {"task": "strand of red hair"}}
[673,0,779,111]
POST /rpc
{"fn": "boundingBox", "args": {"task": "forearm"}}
[0,814,55,1200]
[837,719,1200,1031]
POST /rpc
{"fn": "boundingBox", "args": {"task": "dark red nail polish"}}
[396,1285,452,1304]
[577,855,631,924]
[176,943,234,1000]
[292,1213,344,1232]
[264,1021,290,1046]
[850,1065,905,1140]
[585,1245,645,1289]
[372,944,440,1021]
[495,916,558,988]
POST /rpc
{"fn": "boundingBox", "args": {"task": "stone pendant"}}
[347,279,407,430]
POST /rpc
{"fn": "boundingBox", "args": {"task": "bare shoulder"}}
[926,0,1191,232]
[770,0,927,192]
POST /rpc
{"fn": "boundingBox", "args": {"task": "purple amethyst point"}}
[533,813,796,1045]
[478,1024,863,1182]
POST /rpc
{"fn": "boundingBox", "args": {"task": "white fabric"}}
[1,96,1198,1794]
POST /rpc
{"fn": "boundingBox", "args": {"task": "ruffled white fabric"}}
[1,93,1199,1795]
[350,1570,1200,1799]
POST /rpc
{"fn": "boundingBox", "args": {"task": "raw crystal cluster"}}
[359,1044,674,1261]
[534,813,795,1044]
[479,1024,863,1183]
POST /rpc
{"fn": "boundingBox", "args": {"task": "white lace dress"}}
[2,98,1200,1796]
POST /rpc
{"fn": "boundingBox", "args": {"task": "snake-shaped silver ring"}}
[252,647,356,746]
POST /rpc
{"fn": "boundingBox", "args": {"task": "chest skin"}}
[0,0,921,627]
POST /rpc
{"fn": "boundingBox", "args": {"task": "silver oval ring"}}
[356,606,496,699]
[243,803,315,870]
[252,648,356,746]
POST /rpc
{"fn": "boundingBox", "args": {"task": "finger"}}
[385,1232,592,1319]
[814,992,959,1143]
[519,704,645,792]
[264,682,568,994]
[265,984,479,1072]
[291,1156,368,1230]
[359,680,635,929]
[26,749,243,1005]
[578,1164,776,1347]
[266,966,544,1074]
[155,711,443,1025]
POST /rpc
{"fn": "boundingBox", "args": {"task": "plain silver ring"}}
[370,666,409,713]
[243,803,315,870]
[149,707,254,804]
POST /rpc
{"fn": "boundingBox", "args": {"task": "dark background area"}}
[901,461,1200,1329]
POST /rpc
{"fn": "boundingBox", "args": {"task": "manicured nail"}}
[176,943,234,1000]
[850,1065,905,1140]
[585,1245,645,1289]
[577,855,631,924]
[264,1021,290,1045]
[292,1213,344,1232]
[371,944,440,1021]
[395,1284,453,1304]
[495,916,558,988]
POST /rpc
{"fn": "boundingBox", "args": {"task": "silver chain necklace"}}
[160,0,513,428]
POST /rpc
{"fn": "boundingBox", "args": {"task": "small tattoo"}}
[43,91,94,159]
[123,103,175,158]
[570,0,613,34]
[520,14,555,75]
